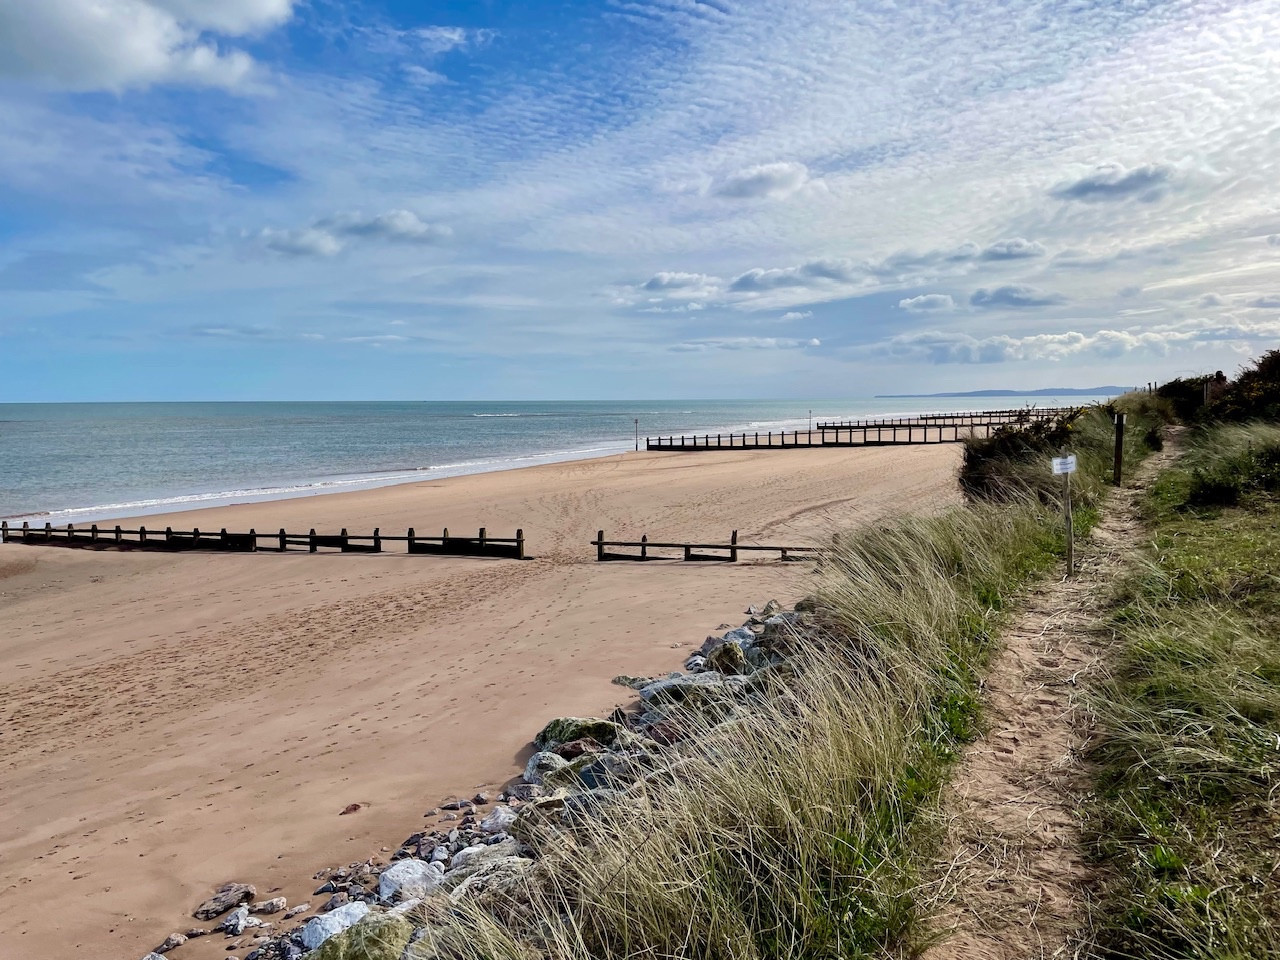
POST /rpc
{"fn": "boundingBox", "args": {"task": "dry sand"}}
[0,443,962,960]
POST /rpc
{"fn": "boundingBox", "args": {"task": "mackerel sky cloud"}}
[3,0,1280,400]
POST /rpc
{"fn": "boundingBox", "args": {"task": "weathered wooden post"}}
[1112,412,1126,486]
[373,527,381,552]
[309,529,317,553]
[478,527,486,553]
[66,523,74,540]
[340,528,348,551]
[23,521,31,540]
[407,527,416,552]
[248,529,256,552]
[597,530,605,562]
[640,533,647,560]
[139,525,147,544]
[516,529,524,560]
[165,527,173,545]
[279,528,287,551]
[192,527,201,548]
[91,524,98,543]
[220,528,227,549]
[730,529,739,562]
[45,522,52,541]
[0,520,7,543]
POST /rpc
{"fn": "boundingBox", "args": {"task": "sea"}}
[0,397,1116,523]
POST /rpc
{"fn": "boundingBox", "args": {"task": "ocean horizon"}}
[1,396,1114,523]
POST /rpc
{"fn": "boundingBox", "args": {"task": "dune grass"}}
[1084,422,1280,958]
[358,400,1168,960]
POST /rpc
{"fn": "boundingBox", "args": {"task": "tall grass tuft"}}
[1085,424,1280,958]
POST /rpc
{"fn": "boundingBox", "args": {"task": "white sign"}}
[1052,454,1078,475]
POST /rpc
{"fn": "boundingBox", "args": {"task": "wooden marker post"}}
[1112,412,1126,486]
[1052,451,1078,576]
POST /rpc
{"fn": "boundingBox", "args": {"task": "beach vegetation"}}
[1084,420,1280,958]
[328,397,1167,960]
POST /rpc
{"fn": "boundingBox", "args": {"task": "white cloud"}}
[414,26,495,55]
[260,227,343,258]
[713,162,810,200]
[261,211,450,257]
[969,284,1066,308]
[898,293,955,313]
[1246,295,1280,308]
[0,0,295,91]
[1268,235,1280,247]
[1049,162,1174,203]
[1197,292,1227,308]
[881,315,1280,364]
[780,310,812,321]
[980,238,1045,260]
[671,336,820,352]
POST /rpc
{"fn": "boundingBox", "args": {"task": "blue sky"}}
[2,0,1280,401]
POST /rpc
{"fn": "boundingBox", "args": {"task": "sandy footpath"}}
[0,443,962,960]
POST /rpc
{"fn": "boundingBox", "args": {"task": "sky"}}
[2,0,1280,401]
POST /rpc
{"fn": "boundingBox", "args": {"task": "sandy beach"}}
[0,443,962,960]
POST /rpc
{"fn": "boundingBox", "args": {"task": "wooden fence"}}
[646,408,1081,452]
[0,521,525,560]
[592,529,817,562]
[814,407,1076,429]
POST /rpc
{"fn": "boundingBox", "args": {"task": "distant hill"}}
[876,386,1131,398]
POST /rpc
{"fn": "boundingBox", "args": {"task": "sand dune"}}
[0,444,962,960]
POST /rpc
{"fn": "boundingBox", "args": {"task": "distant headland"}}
[876,386,1131,398]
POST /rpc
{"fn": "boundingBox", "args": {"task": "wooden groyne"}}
[0,522,526,560]
[646,408,1080,452]
[592,529,817,562]
[814,406,1076,429]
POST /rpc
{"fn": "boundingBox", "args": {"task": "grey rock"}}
[222,905,251,936]
[249,897,287,915]
[377,858,444,902]
[154,933,187,954]
[472,792,490,805]
[504,782,543,802]
[450,843,487,869]
[429,844,449,863]
[705,641,747,675]
[312,880,338,896]
[478,805,518,835]
[282,903,310,919]
[683,653,708,672]
[522,750,569,785]
[141,954,167,960]
[299,900,370,951]
[320,892,349,912]
[193,882,256,920]
[762,599,782,615]
[638,672,744,701]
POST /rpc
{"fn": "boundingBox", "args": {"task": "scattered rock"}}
[550,736,605,760]
[534,717,629,751]
[299,900,371,951]
[638,671,744,702]
[478,805,518,835]
[377,858,444,903]
[429,844,449,863]
[141,954,167,960]
[154,933,187,954]
[449,844,487,869]
[221,905,251,936]
[307,912,412,960]
[439,799,470,811]
[283,903,310,919]
[320,892,349,913]
[705,641,747,675]
[442,812,458,821]
[339,803,361,816]
[762,599,782,615]
[184,928,208,938]
[193,882,256,920]
[313,880,338,896]
[522,750,568,785]
[471,792,490,805]
[504,783,543,802]
[249,897,287,915]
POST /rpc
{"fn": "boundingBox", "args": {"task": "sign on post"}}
[1053,451,1076,576]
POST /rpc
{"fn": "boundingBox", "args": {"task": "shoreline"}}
[1,396,1111,525]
